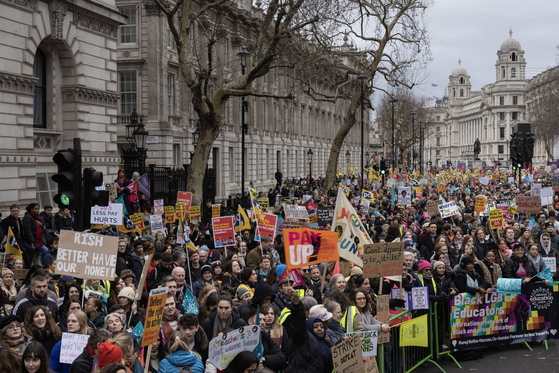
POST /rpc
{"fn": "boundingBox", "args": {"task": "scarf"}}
[466,271,479,289]
[30,211,43,247]
[162,311,180,342]
[528,253,543,273]
[307,317,333,371]
[540,234,552,255]
[212,313,233,339]
[277,291,293,307]
[116,169,127,187]
[4,336,25,347]
[326,319,346,343]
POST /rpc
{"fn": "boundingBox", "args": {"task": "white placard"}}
[543,257,557,273]
[150,215,165,233]
[540,187,554,206]
[60,333,90,364]
[90,204,123,225]
[407,287,429,310]
[208,326,261,370]
[438,201,460,219]
[479,176,490,185]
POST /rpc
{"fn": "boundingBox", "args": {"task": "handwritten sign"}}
[283,204,309,220]
[59,333,90,364]
[363,243,404,278]
[12,269,29,280]
[515,196,541,214]
[212,204,221,218]
[208,326,261,370]
[475,196,487,213]
[153,199,164,215]
[543,257,557,273]
[438,201,460,219]
[90,204,123,226]
[56,231,118,281]
[164,206,175,222]
[129,213,144,231]
[376,295,390,344]
[317,207,335,227]
[332,334,364,373]
[142,287,168,347]
[407,287,429,310]
[283,229,339,270]
[426,200,442,216]
[541,187,554,206]
[489,209,504,229]
[343,331,378,357]
[105,182,118,197]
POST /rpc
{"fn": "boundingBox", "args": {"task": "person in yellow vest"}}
[415,260,448,303]
[324,288,364,333]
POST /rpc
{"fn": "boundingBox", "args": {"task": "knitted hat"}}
[2,268,14,278]
[201,265,213,274]
[118,287,136,301]
[418,260,432,272]
[236,287,251,300]
[276,264,287,278]
[432,261,445,271]
[461,256,474,267]
[120,269,136,280]
[211,261,222,269]
[98,341,124,369]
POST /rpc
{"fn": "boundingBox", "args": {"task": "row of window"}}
[499,96,518,105]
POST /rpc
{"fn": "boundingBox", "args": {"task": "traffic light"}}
[380,160,387,174]
[428,161,432,166]
[512,153,522,170]
[52,149,81,209]
[83,168,108,228]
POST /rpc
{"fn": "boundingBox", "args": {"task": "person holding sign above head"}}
[157,331,204,373]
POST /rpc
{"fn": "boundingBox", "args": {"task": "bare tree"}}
[527,66,559,161]
[151,0,327,205]
[375,89,435,167]
[293,0,433,188]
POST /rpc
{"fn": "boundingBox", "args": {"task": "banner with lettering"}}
[283,228,339,270]
[212,216,235,248]
[255,213,278,242]
[450,283,559,351]
[177,192,192,212]
[363,243,405,278]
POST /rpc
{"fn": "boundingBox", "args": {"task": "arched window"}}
[460,89,464,97]
[511,68,516,78]
[33,48,47,128]
[459,77,464,84]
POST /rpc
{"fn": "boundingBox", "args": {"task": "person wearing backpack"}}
[158,331,204,373]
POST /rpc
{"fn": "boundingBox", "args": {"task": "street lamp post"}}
[237,42,251,195]
[122,109,149,176]
[358,71,366,189]
[411,111,415,171]
[419,120,423,174]
[346,150,351,173]
[307,148,313,181]
[390,98,398,172]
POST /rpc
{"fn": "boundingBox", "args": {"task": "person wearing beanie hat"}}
[432,260,458,300]
[454,255,490,295]
[117,287,145,329]
[211,261,223,287]
[236,287,252,303]
[192,265,219,298]
[417,260,431,273]
[1,267,19,307]
[97,341,124,369]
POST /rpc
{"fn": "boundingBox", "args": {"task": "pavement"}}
[416,339,559,373]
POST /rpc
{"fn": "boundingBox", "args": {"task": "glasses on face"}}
[423,268,432,272]
[301,269,309,273]
[6,324,21,330]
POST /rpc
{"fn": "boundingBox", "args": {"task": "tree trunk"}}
[324,92,361,189]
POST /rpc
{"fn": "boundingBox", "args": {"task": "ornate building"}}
[0,0,125,212]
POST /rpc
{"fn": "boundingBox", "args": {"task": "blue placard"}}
[497,278,522,294]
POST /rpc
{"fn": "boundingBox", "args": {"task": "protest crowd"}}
[0,164,559,373]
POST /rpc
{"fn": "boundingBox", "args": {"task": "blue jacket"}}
[49,340,70,373]
[158,350,204,373]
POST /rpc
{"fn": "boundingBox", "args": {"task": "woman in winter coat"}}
[157,331,204,373]
[191,265,220,298]
[0,314,32,355]
[432,261,458,299]
[22,203,49,257]
[24,305,62,355]
[1,268,20,313]
[474,250,503,287]
[454,257,491,295]
[527,243,547,274]
[539,232,559,280]
[503,242,536,281]
[201,295,245,340]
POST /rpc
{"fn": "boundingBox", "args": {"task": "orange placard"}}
[283,228,339,270]
[177,192,192,212]
[141,288,168,347]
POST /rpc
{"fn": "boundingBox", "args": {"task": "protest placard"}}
[475,196,487,213]
[212,216,235,247]
[208,326,261,370]
[541,187,554,206]
[129,213,144,231]
[553,178,559,191]
[212,204,221,218]
[283,228,339,270]
[489,209,504,229]
[59,333,90,364]
[438,201,460,219]
[12,269,29,280]
[317,207,334,227]
[175,203,185,219]
[136,254,153,300]
[105,182,118,197]
[400,314,429,347]
[376,295,390,344]
[153,199,164,215]
[308,213,318,224]
[398,187,411,206]
[90,204,123,226]
[407,287,429,310]
[255,213,278,242]
[426,200,442,216]
[531,183,542,197]
[283,204,309,220]
[515,195,541,214]
[363,242,404,278]
[331,334,364,373]
[150,215,165,233]
[164,206,175,223]
[343,331,378,357]
[177,191,192,212]
[504,204,517,220]
[364,356,379,373]
[450,283,559,351]
[56,231,118,281]
[257,197,268,212]
[543,257,557,273]
[142,287,168,347]
[480,176,490,185]
[189,206,201,221]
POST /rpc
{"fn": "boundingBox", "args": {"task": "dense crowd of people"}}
[0,167,557,372]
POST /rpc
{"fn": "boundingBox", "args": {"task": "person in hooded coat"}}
[306,317,334,373]
[237,280,277,321]
[538,232,559,280]
[157,331,204,373]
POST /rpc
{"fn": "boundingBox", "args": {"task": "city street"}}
[418,340,559,372]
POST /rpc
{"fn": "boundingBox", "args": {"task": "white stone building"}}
[0,0,125,212]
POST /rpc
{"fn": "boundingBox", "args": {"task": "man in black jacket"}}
[146,252,173,291]
[69,328,111,373]
[116,239,134,277]
[237,281,276,321]
[420,221,437,260]
[0,204,34,267]
[12,275,59,322]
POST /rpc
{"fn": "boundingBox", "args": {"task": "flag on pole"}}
[250,191,264,221]
[6,227,23,259]
[235,206,251,233]
[119,215,142,234]
[400,314,429,347]
[137,173,151,199]
[253,305,264,359]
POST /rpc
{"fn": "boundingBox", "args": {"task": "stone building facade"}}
[0,0,125,212]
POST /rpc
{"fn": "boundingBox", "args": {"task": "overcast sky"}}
[415,0,559,98]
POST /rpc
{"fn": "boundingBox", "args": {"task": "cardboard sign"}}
[153,199,164,215]
[150,215,165,233]
[544,257,557,273]
[105,182,118,197]
[407,287,429,310]
[475,196,487,213]
[136,254,153,300]
[283,228,339,270]
[212,204,221,218]
[317,207,335,227]
[343,330,378,357]
[164,206,175,222]
[142,287,168,347]
[56,231,118,281]
[212,216,235,247]
[90,204,123,226]
[257,197,268,212]
[489,209,504,229]
[363,243,404,278]
[59,333,90,364]
[12,269,29,280]
[283,204,309,220]
[189,206,201,221]
[516,196,541,214]
[426,200,442,216]
[208,326,261,370]
[438,201,460,219]
[331,334,364,373]
[129,213,145,231]
[177,191,192,212]
[255,213,278,242]
[376,295,390,344]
